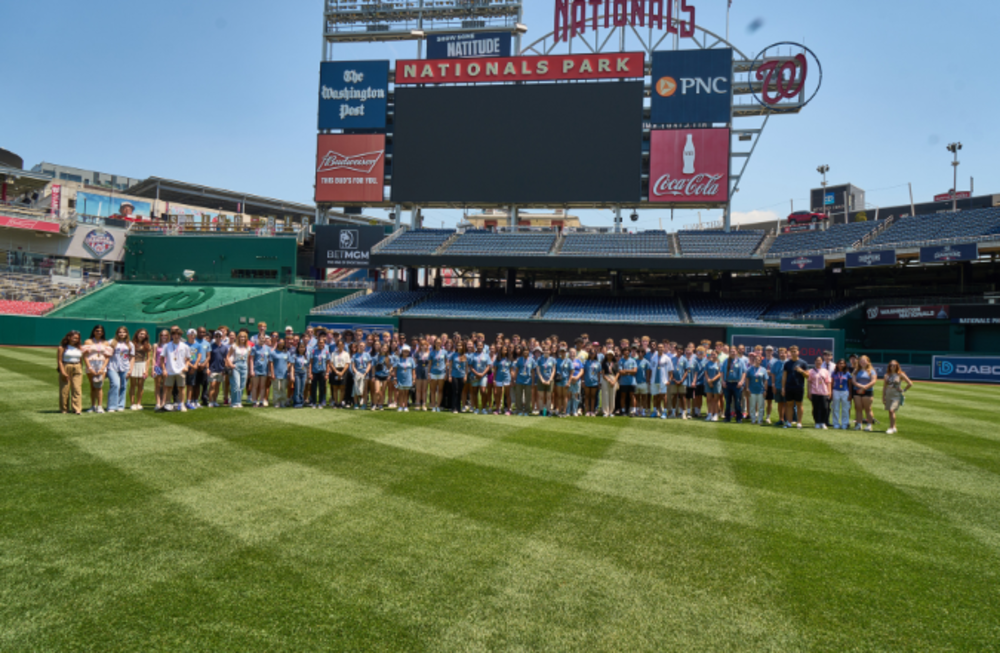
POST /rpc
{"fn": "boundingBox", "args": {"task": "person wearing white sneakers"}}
[162,326,190,413]
[852,356,878,432]
[807,356,832,430]
[830,359,852,429]
[781,346,809,429]
[747,354,768,424]
[269,339,292,408]
[882,361,912,435]
[703,351,722,422]
[393,345,415,412]
[650,342,673,419]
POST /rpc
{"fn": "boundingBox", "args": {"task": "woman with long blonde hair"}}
[882,360,912,435]
[852,355,878,432]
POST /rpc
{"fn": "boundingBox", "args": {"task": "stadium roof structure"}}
[0,163,52,198]
[126,176,392,226]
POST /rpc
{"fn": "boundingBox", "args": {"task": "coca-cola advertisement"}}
[648,128,729,204]
[315,134,386,203]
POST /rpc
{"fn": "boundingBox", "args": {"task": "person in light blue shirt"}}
[669,349,689,418]
[722,351,748,423]
[769,349,787,426]
[747,353,770,424]
[428,341,449,412]
[555,348,573,417]
[371,344,391,410]
[702,351,723,421]
[583,349,601,417]
[492,345,514,415]
[449,342,469,414]
[567,349,584,417]
[250,337,272,408]
[309,339,329,408]
[690,348,708,418]
[469,342,492,414]
[393,346,415,411]
[292,340,310,408]
[635,351,651,416]
[536,347,556,417]
[351,344,372,409]
[513,346,535,416]
[618,348,639,416]
[268,340,292,408]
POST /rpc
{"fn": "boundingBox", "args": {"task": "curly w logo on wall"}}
[141,288,216,315]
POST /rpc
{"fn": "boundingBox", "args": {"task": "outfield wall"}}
[124,234,298,284]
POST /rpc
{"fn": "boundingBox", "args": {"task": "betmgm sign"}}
[314,225,384,269]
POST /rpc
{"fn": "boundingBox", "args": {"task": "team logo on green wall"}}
[142,288,216,315]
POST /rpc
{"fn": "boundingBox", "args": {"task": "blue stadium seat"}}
[867,208,1000,248]
[543,296,682,323]
[378,229,455,255]
[442,233,556,256]
[767,222,880,257]
[558,232,674,257]
[400,290,549,319]
[677,231,764,257]
[312,291,429,317]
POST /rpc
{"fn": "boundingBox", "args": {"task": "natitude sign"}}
[394,52,645,84]
[315,134,386,203]
[648,128,729,204]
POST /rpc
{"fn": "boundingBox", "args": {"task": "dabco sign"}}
[933,356,1000,384]
[315,134,385,203]
[651,48,732,126]
[394,52,645,84]
[318,60,389,130]
[648,128,729,203]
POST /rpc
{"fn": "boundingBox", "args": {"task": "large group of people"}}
[55,322,914,432]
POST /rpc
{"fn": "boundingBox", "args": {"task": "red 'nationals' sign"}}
[554,0,697,43]
[648,128,729,203]
[394,52,644,84]
[315,134,385,203]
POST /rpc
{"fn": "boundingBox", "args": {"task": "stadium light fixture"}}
[817,164,830,216]
[946,142,962,213]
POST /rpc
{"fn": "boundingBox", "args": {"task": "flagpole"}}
[726,1,730,42]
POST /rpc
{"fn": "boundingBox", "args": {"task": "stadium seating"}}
[313,291,429,317]
[0,300,54,316]
[558,232,674,257]
[758,300,818,320]
[0,270,84,308]
[443,232,556,256]
[867,207,1000,248]
[543,295,682,323]
[766,222,880,257]
[800,299,863,320]
[685,297,773,325]
[401,290,549,319]
[677,230,765,256]
[377,229,454,255]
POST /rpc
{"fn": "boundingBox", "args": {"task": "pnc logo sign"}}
[656,75,728,97]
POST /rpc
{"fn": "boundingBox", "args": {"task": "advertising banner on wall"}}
[950,304,1000,325]
[315,134,386,203]
[50,184,61,216]
[313,225,385,268]
[846,249,897,269]
[919,242,978,264]
[933,356,1000,383]
[650,48,733,126]
[866,305,950,321]
[75,192,151,221]
[318,60,389,131]
[780,255,825,272]
[427,32,512,59]
[0,215,62,233]
[648,128,729,204]
[394,52,645,84]
[63,225,127,262]
[731,334,836,360]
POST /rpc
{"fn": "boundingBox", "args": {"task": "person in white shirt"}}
[161,326,191,412]
[650,343,673,419]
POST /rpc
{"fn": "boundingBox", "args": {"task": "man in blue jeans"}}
[723,352,747,423]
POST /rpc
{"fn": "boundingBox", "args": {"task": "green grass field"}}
[3,346,1000,651]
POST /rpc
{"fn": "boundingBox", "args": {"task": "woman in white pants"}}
[600,352,619,417]
[830,359,852,429]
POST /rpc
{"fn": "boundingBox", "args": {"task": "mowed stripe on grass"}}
[3,346,1000,651]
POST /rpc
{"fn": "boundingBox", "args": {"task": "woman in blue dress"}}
[492,345,513,416]
[393,345,416,412]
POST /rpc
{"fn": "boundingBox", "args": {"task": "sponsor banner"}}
[950,304,1000,325]
[315,134,386,203]
[50,184,61,216]
[648,128,729,204]
[426,32,512,60]
[650,48,732,126]
[731,335,836,360]
[866,305,949,321]
[782,223,820,234]
[0,215,62,233]
[872,363,931,381]
[318,60,389,131]
[309,322,394,337]
[313,225,385,269]
[933,356,1000,384]
[75,192,151,221]
[394,52,645,84]
[780,255,825,272]
[846,249,897,269]
[553,0,696,43]
[919,242,978,264]
[64,225,127,262]
[934,191,971,202]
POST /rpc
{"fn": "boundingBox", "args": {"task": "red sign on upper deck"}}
[394,52,645,85]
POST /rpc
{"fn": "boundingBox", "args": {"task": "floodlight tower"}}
[946,142,962,213]
[817,164,830,217]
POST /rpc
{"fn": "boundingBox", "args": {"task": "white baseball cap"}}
[187,328,197,336]
[285,326,294,332]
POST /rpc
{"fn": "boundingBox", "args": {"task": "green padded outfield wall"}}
[124,235,298,284]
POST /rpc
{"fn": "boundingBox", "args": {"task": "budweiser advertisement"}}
[394,52,644,85]
[315,134,386,203]
[0,215,62,233]
[648,128,729,203]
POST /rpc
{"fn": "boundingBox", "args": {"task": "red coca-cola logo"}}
[648,129,729,204]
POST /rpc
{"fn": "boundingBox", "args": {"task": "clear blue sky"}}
[2,0,995,230]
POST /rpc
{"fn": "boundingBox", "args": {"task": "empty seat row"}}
[676,231,765,256]
[313,291,429,317]
[543,296,681,323]
[767,221,881,257]
[559,233,674,257]
[868,208,1000,248]
[378,229,454,254]
[442,233,556,256]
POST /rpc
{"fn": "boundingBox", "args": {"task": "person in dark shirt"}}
[781,345,810,428]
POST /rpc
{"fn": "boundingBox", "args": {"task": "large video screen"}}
[391,82,643,204]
